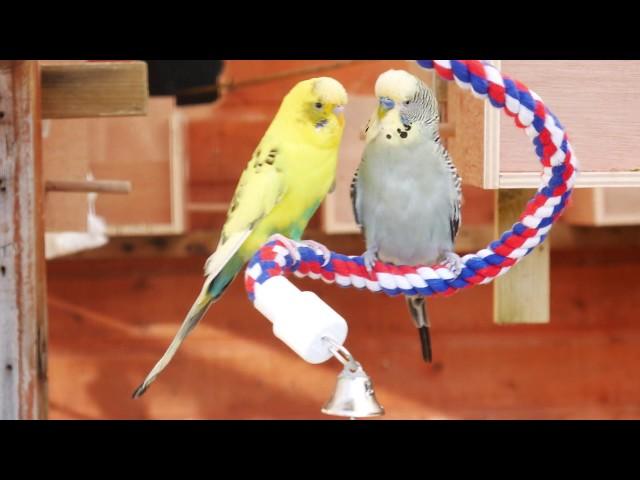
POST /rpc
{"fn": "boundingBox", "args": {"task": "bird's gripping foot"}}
[267,234,302,264]
[299,239,332,267]
[441,251,463,276]
[362,248,379,274]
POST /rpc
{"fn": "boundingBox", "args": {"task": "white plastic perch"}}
[253,275,348,364]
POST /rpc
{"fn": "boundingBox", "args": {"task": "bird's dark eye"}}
[404,100,411,105]
[315,102,323,109]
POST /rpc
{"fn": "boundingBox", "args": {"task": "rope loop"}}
[245,60,578,302]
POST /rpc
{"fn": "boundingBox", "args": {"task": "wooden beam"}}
[0,61,48,419]
[53,222,640,262]
[41,61,148,119]
[497,171,640,189]
[493,189,550,325]
[60,226,495,261]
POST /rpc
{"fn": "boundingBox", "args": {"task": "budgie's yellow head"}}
[277,76,348,148]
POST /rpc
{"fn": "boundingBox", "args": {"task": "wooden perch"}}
[41,61,148,119]
[45,180,132,194]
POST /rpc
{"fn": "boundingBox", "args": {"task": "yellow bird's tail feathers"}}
[132,230,252,399]
[131,287,215,398]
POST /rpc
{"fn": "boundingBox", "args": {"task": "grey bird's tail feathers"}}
[406,296,432,363]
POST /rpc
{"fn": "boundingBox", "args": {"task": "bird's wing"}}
[350,165,363,228]
[205,143,287,278]
[437,142,463,243]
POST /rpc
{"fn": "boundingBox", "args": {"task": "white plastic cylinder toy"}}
[253,275,348,364]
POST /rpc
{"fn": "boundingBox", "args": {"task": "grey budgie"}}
[351,69,463,363]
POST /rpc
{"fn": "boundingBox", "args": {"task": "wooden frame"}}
[102,107,187,236]
[43,97,186,237]
[0,61,48,419]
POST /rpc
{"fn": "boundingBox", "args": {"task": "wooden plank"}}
[0,61,48,419]
[498,171,640,189]
[41,61,148,119]
[493,189,550,325]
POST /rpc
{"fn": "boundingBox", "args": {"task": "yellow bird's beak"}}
[333,104,345,127]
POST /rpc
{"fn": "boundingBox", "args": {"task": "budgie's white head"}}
[375,69,421,103]
[373,69,439,130]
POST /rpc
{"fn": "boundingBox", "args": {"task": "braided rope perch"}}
[244,60,579,302]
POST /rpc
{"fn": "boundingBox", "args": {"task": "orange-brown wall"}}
[47,247,640,419]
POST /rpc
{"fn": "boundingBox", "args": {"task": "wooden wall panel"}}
[46,247,640,419]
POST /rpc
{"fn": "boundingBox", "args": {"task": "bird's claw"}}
[300,239,332,267]
[268,234,302,263]
[441,252,463,276]
[362,249,378,274]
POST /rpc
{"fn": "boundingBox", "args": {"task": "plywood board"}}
[481,61,640,189]
[43,97,185,236]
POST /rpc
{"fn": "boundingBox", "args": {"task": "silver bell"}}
[321,338,384,418]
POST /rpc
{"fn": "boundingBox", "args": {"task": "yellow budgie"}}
[133,77,348,398]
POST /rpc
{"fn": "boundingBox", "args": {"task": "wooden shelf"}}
[41,61,148,119]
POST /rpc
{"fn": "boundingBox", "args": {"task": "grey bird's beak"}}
[379,96,395,111]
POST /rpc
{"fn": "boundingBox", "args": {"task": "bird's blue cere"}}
[379,96,395,111]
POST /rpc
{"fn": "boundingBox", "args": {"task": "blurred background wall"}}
[44,60,640,419]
